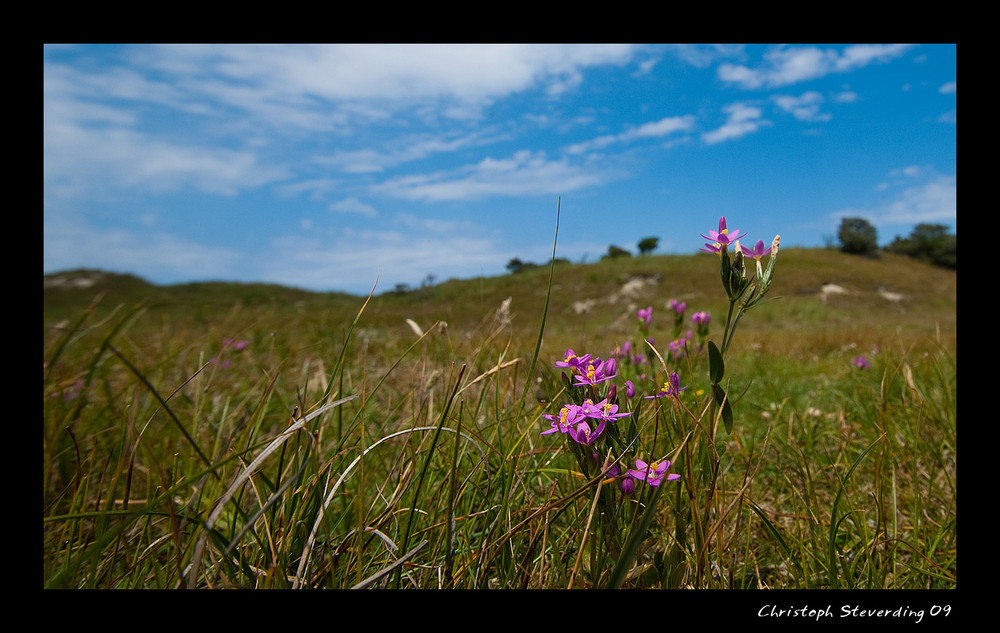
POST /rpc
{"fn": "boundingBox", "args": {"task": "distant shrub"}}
[637,236,659,255]
[602,245,632,260]
[838,217,879,256]
[884,223,956,269]
[507,257,570,273]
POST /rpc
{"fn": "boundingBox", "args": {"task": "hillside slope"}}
[44,248,956,362]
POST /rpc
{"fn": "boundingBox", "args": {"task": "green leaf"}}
[722,395,734,434]
[713,383,734,434]
[708,340,725,383]
[719,247,732,296]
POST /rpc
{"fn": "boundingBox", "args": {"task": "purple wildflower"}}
[573,357,617,386]
[628,458,681,487]
[612,341,631,360]
[700,216,747,253]
[223,338,249,351]
[644,372,687,399]
[580,398,631,423]
[555,349,591,371]
[568,419,606,445]
[691,311,710,326]
[541,404,583,435]
[853,356,872,370]
[620,476,636,495]
[740,239,773,260]
[637,306,653,325]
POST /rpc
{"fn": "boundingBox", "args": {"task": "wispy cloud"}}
[701,102,771,144]
[718,44,914,90]
[372,150,609,202]
[44,219,246,281]
[832,166,956,233]
[564,115,696,155]
[329,197,379,218]
[771,91,831,122]
[257,214,515,293]
[44,44,643,196]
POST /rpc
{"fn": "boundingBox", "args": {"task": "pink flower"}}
[555,349,591,371]
[572,357,617,386]
[700,216,747,253]
[691,311,710,326]
[620,476,636,495]
[644,372,687,399]
[224,338,249,351]
[580,398,631,423]
[740,239,773,260]
[568,420,606,445]
[628,458,680,487]
[541,404,584,435]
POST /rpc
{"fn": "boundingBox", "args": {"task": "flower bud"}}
[620,476,635,495]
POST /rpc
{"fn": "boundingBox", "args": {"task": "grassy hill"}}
[44,247,956,364]
[44,248,955,330]
[42,248,957,590]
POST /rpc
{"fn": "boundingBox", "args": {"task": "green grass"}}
[42,248,956,589]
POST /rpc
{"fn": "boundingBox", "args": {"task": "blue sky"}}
[43,43,956,295]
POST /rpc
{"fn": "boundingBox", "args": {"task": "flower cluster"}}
[701,216,780,310]
[541,398,631,445]
[545,330,686,492]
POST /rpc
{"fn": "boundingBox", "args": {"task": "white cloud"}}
[833,90,858,103]
[329,197,378,218]
[44,44,644,201]
[373,150,609,202]
[701,103,770,144]
[257,214,516,293]
[44,218,244,281]
[670,44,746,69]
[880,175,956,226]
[833,168,956,231]
[127,43,640,128]
[622,115,697,141]
[718,44,914,90]
[772,91,831,122]
[315,129,509,175]
[44,122,288,199]
[564,114,695,155]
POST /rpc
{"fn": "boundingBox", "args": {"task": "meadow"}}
[42,229,956,591]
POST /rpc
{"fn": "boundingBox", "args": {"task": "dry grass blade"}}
[349,540,429,590]
[292,425,485,589]
[185,395,357,588]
